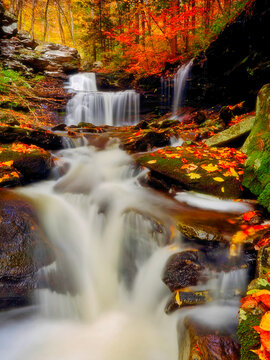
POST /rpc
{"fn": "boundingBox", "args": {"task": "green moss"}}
[0,66,31,93]
[237,313,261,360]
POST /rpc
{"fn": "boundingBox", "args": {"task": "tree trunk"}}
[43,0,50,42]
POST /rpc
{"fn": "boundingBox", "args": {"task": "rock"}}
[122,130,171,152]
[162,250,204,292]
[185,0,270,110]
[136,146,246,198]
[0,143,52,186]
[178,223,225,243]
[204,114,255,148]
[193,110,207,125]
[180,318,240,360]
[51,123,67,131]
[242,84,270,212]
[0,125,63,150]
[165,290,211,314]
[36,43,80,73]
[0,190,54,308]
[0,4,17,38]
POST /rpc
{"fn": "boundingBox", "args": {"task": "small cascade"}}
[160,77,172,114]
[171,61,192,119]
[65,73,140,127]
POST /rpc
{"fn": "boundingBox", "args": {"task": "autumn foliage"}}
[3,0,251,77]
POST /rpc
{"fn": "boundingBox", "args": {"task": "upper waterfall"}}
[65,73,140,127]
[171,61,192,119]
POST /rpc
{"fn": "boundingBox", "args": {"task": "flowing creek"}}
[0,73,253,359]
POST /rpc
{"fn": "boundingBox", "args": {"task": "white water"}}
[171,61,192,119]
[0,143,182,360]
[65,73,140,126]
[0,141,250,359]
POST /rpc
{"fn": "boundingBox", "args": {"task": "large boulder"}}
[242,84,270,212]
[185,0,270,110]
[0,190,54,308]
[135,145,247,199]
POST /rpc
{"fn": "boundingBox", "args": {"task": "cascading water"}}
[171,61,192,119]
[0,137,251,359]
[65,73,140,127]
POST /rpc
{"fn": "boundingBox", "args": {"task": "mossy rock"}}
[242,84,270,212]
[135,146,246,198]
[237,312,261,360]
[0,143,52,186]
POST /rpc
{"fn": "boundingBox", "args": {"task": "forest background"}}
[3,0,251,78]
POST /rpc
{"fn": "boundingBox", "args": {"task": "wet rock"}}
[205,114,255,148]
[178,223,225,243]
[162,250,204,292]
[165,290,211,314]
[180,318,240,360]
[242,84,270,212]
[0,190,54,308]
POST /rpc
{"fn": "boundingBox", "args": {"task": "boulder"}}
[179,318,240,360]
[0,125,63,150]
[204,114,255,148]
[0,190,54,308]
[162,250,204,292]
[0,143,52,186]
[242,84,270,212]
[122,130,171,152]
[135,146,247,198]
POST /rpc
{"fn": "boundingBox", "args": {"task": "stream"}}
[0,71,252,359]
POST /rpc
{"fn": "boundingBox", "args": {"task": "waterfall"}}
[0,141,250,359]
[171,61,192,119]
[65,73,140,126]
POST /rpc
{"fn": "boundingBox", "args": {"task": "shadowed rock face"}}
[0,190,54,308]
[185,0,270,110]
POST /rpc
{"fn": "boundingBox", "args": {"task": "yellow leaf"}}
[175,290,182,306]
[2,160,14,167]
[201,163,218,172]
[221,187,225,193]
[230,167,239,178]
[147,160,157,164]
[188,173,201,179]
[213,177,224,182]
